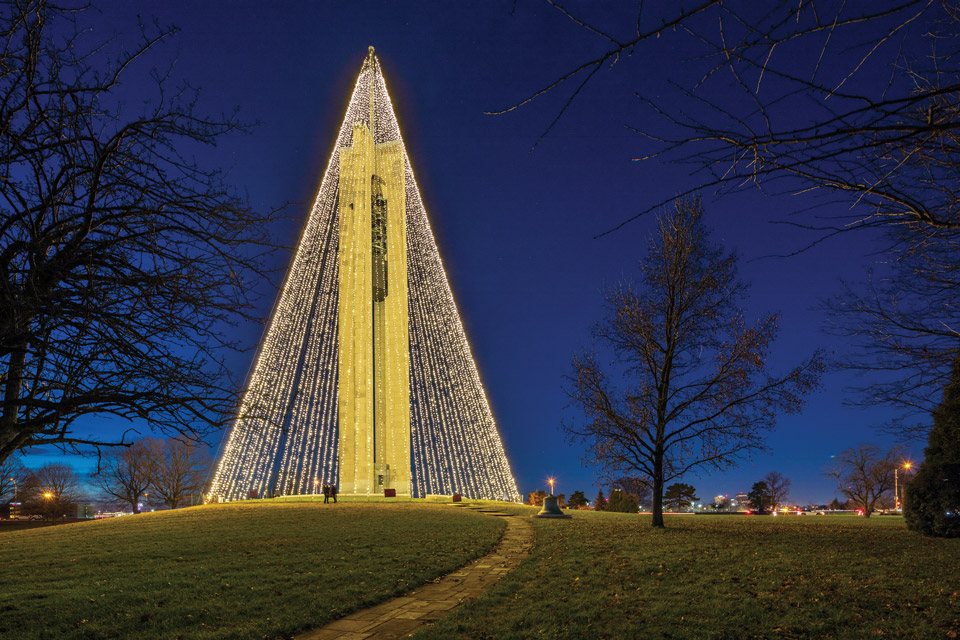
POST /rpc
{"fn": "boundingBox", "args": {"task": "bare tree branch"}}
[509,0,960,438]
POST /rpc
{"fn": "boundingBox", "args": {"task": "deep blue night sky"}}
[24,2,924,505]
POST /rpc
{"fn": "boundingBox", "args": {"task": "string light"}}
[208,49,520,503]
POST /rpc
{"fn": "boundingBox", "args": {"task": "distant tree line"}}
[0,437,209,518]
[0,458,84,519]
[742,471,792,514]
[91,438,210,514]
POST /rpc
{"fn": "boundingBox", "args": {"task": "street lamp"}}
[314,479,319,495]
[41,491,53,520]
[547,477,555,496]
[895,462,913,511]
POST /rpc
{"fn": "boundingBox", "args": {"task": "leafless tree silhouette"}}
[763,470,791,509]
[146,437,210,509]
[0,1,276,462]
[90,440,153,514]
[827,444,903,517]
[566,200,823,527]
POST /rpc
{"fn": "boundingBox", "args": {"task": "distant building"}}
[712,494,733,511]
[735,492,750,510]
[75,504,96,519]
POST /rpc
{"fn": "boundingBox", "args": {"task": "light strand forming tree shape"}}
[208,50,519,502]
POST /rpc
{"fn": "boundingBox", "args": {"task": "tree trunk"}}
[652,459,665,528]
[0,345,28,462]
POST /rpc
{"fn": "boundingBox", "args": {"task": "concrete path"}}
[297,504,534,639]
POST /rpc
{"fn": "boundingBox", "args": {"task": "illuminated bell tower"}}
[207,47,521,504]
[336,47,411,496]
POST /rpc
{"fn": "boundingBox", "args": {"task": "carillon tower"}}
[208,48,519,503]
[336,50,411,495]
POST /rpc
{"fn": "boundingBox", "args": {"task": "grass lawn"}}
[414,507,960,640]
[0,500,504,639]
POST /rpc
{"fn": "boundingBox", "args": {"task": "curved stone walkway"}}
[297,504,534,639]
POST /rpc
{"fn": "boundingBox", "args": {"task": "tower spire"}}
[367,47,376,132]
[363,46,376,74]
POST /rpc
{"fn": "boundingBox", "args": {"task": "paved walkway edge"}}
[296,505,534,639]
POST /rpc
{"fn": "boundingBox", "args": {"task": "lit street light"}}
[548,477,555,496]
[895,462,913,511]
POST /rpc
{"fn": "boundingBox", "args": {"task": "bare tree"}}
[827,444,902,517]
[146,437,210,509]
[505,1,960,437]
[566,200,823,527]
[90,440,152,514]
[0,1,275,463]
[0,455,28,503]
[29,462,83,518]
[763,471,792,510]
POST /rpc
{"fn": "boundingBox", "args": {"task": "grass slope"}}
[414,507,960,640]
[0,501,504,639]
